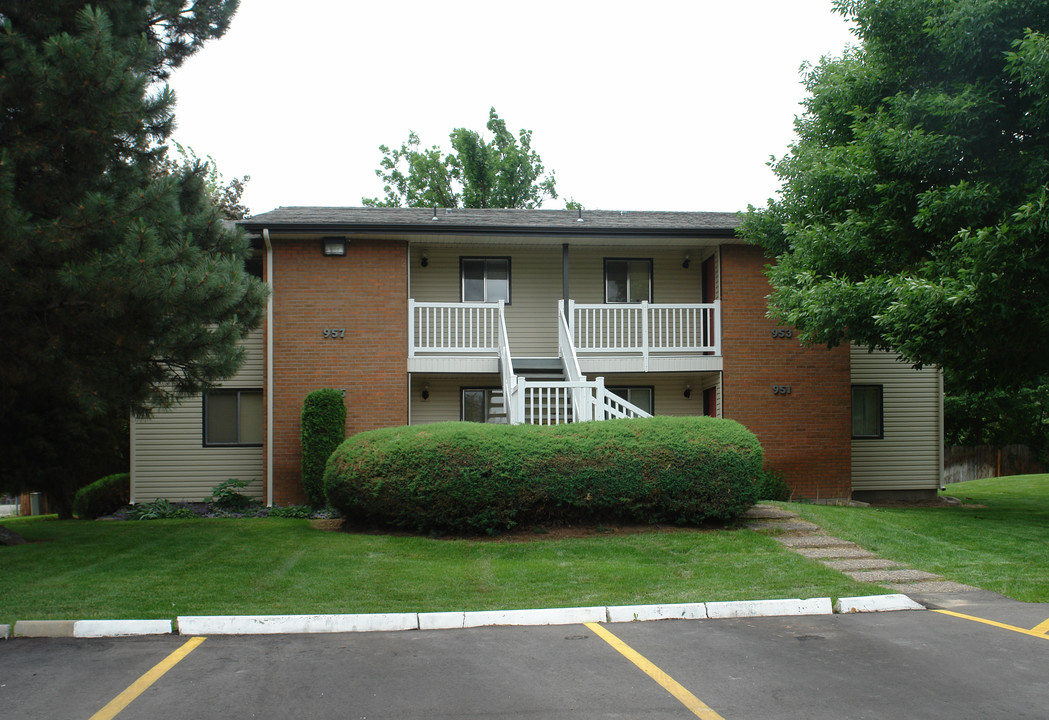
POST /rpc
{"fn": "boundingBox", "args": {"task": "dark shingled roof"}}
[240,207,741,237]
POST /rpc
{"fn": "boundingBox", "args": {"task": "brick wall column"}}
[265,238,408,505]
[719,245,851,500]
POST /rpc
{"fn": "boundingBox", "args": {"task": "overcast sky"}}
[167,1,858,217]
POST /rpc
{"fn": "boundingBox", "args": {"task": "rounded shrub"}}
[73,472,130,519]
[324,416,763,535]
[301,389,347,507]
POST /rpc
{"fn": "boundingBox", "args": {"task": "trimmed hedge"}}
[301,389,346,507]
[324,416,762,535]
[73,472,130,519]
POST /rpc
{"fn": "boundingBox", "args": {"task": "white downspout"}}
[263,229,274,506]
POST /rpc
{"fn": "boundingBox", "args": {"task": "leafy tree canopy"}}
[740,0,1049,392]
[363,107,579,210]
[0,1,266,515]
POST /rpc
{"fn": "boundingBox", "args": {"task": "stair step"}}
[512,357,563,373]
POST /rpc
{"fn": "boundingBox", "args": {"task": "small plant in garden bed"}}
[105,502,338,520]
[100,479,340,521]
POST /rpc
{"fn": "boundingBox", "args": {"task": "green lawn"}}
[786,474,1049,602]
[0,517,877,624]
[5,474,1044,623]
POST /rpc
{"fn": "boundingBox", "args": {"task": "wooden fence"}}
[944,445,1045,484]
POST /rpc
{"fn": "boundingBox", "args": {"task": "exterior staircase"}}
[497,306,652,426]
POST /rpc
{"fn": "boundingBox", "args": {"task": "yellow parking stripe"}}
[90,637,206,720]
[933,610,1049,641]
[585,622,727,719]
[1030,618,1049,635]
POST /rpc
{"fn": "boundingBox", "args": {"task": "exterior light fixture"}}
[421,384,430,401]
[682,256,691,269]
[421,252,429,267]
[683,385,692,399]
[322,237,346,256]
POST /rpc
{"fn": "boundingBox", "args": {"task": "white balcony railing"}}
[409,299,721,360]
[408,300,502,356]
[568,300,720,370]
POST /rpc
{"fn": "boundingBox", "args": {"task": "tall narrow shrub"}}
[301,389,346,507]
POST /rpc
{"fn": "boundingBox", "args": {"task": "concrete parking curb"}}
[834,594,926,613]
[73,619,174,638]
[177,613,419,635]
[6,595,924,638]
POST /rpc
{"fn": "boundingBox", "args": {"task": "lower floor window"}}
[608,386,654,415]
[204,390,264,446]
[461,388,508,424]
[851,385,883,439]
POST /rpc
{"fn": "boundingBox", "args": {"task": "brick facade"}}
[266,238,408,504]
[719,245,852,500]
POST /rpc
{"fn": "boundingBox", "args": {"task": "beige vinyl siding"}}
[410,374,501,424]
[131,328,265,503]
[566,247,705,305]
[599,372,717,417]
[850,345,943,492]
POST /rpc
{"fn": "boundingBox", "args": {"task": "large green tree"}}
[740,0,1049,392]
[0,1,267,516]
[363,107,578,209]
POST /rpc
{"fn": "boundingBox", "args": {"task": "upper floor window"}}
[605,259,652,303]
[204,389,264,446]
[851,385,883,439]
[461,257,510,304]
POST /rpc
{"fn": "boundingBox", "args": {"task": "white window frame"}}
[604,258,653,304]
[461,257,511,304]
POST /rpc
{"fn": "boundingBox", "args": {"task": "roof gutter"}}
[240,223,738,239]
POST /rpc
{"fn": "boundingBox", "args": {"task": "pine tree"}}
[0,2,266,516]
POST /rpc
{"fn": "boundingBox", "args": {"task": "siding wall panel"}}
[132,326,266,502]
[850,345,943,491]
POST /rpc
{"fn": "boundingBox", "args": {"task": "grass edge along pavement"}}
[0,513,886,627]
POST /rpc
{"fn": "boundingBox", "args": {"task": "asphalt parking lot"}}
[2,592,1048,720]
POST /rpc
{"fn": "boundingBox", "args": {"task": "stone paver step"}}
[746,520,822,533]
[845,569,942,583]
[775,535,857,549]
[822,558,905,571]
[886,581,982,594]
[796,547,878,559]
[743,506,798,520]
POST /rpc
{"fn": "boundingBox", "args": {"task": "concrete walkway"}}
[744,504,981,594]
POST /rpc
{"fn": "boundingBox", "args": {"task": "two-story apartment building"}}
[130,207,944,506]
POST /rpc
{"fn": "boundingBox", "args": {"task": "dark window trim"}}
[607,385,656,416]
[460,256,512,305]
[460,386,504,423]
[851,384,884,440]
[203,389,264,447]
[603,257,654,304]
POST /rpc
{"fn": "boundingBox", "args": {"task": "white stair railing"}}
[496,302,521,424]
[557,300,591,422]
